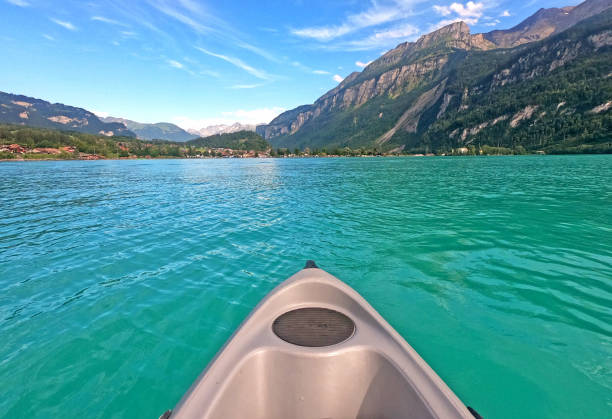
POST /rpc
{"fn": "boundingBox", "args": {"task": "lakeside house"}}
[0,144,27,154]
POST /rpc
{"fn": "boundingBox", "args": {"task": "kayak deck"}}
[166,262,478,419]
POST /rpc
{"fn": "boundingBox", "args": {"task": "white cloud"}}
[92,110,110,118]
[150,1,277,63]
[121,31,137,37]
[433,2,484,18]
[6,0,29,6]
[195,46,271,80]
[150,2,212,35]
[291,0,422,41]
[291,25,351,41]
[484,19,501,26]
[42,34,55,41]
[168,59,184,69]
[432,1,485,27]
[450,1,484,18]
[91,16,126,26]
[333,74,344,83]
[51,18,77,31]
[235,40,279,63]
[356,60,373,68]
[432,17,477,30]
[501,10,510,17]
[173,107,285,129]
[433,5,452,16]
[313,70,331,75]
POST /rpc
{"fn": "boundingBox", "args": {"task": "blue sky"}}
[1,0,580,129]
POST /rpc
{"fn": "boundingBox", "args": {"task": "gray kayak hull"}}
[167,264,476,419]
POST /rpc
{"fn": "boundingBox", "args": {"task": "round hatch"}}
[272,307,355,347]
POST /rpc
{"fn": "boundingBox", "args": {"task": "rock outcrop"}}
[261,1,612,154]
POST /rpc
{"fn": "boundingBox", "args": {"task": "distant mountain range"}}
[257,0,612,154]
[187,123,257,138]
[101,117,197,142]
[186,130,269,151]
[0,92,135,137]
[0,93,258,142]
[98,119,258,142]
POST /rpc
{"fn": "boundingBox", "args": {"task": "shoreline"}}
[1,153,609,162]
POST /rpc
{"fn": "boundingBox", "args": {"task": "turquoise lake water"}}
[1,156,611,418]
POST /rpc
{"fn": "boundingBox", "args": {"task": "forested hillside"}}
[187,131,270,151]
[257,2,611,154]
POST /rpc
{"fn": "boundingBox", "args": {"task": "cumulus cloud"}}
[433,2,484,18]
[173,107,285,129]
[333,74,344,83]
[356,60,372,68]
[51,18,77,31]
[501,10,510,17]
[432,1,485,27]
[433,5,452,16]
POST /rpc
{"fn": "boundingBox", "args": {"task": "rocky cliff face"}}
[417,9,612,154]
[258,22,487,141]
[257,0,611,152]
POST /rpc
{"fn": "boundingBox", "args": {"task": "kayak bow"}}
[164,261,481,419]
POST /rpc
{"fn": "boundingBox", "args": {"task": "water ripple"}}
[0,156,611,418]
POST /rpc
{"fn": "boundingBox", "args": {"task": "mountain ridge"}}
[256,0,612,153]
[484,0,611,47]
[102,117,196,142]
[0,92,135,137]
[186,130,269,151]
[188,123,257,138]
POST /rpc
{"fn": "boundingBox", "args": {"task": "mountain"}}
[188,123,257,138]
[102,117,196,142]
[0,92,135,137]
[257,0,612,154]
[186,130,270,151]
[484,0,612,48]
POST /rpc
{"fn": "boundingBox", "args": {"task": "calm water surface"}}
[1,156,611,418]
